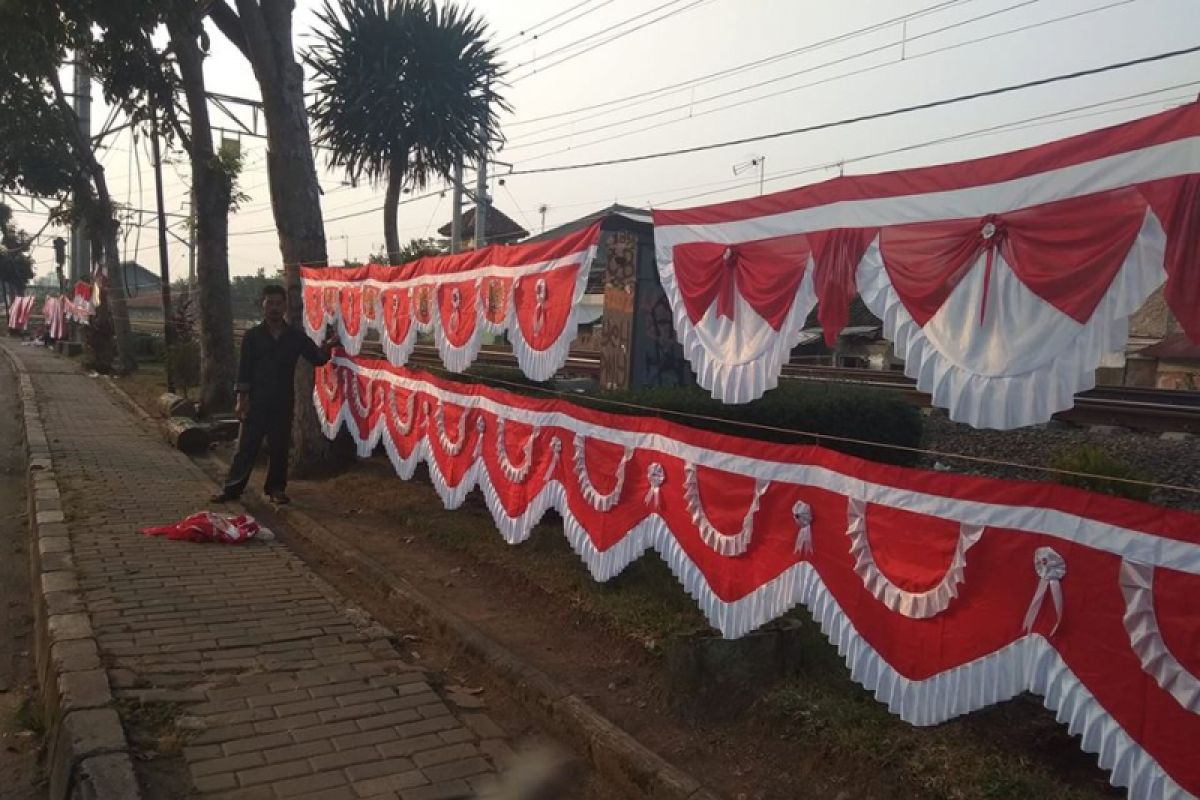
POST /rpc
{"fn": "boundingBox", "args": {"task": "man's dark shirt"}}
[236,322,330,412]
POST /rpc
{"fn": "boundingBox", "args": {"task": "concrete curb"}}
[0,342,142,800]
[95,371,721,800]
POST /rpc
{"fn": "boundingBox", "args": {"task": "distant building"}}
[437,206,528,251]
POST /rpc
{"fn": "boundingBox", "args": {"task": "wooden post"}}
[598,231,637,391]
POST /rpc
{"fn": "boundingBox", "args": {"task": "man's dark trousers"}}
[222,404,291,497]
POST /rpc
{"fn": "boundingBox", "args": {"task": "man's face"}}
[263,293,286,324]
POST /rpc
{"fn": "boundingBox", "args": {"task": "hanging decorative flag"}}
[300,222,602,381]
[41,295,67,340]
[7,295,36,331]
[315,353,1200,799]
[653,102,1200,427]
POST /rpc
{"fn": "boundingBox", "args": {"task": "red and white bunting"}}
[300,223,601,381]
[6,295,36,331]
[654,103,1200,427]
[316,353,1200,800]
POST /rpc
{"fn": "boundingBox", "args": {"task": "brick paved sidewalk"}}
[11,344,511,800]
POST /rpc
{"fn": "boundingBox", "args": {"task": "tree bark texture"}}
[219,0,332,473]
[170,10,236,415]
[384,155,406,264]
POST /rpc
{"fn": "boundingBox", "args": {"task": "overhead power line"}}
[506,0,1126,155]
[505,43,1200,176]
[651,84,1200,207]
[508,0,715,83]
[497,0,618,52]
[504,0,971,128]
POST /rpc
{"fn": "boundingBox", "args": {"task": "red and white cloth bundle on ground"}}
[300,222,602,381]
[7,295,35,331]
[315,353,1200,800]
[140,512,272,544]
[653,102,1200,428]
[41,296,67,340]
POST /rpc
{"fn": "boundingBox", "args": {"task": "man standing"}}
[213,284,335,505]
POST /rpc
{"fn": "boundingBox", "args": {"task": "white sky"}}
[7,0,1200,280]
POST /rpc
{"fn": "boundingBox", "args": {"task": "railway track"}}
[46,318,1200,434]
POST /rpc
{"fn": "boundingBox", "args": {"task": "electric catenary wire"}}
[504,44,1200,176]
[506,0,1129,155]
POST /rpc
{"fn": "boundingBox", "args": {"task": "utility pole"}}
[473,81,491,250]
[450,155,464,254]
[150,116,176,393]
[69,52,91,285]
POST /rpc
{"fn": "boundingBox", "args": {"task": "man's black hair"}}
[261,284,287,300]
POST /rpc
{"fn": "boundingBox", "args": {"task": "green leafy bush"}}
[1050,445,1151,502]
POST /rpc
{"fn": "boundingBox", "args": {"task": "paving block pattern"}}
[9,345,510,799]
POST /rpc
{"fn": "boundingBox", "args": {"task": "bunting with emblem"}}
[315,352,1200,800]
[300,222,601,381]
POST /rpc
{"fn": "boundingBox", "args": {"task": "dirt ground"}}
[0,348,46,800]
[111,364,1127,800]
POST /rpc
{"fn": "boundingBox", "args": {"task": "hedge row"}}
[458,366,923,467]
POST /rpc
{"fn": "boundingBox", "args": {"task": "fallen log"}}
[166,416,209,453]
[159,392,197,419]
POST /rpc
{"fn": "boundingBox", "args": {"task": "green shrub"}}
[1050,445,1151,502]
[168,341,201,399]
[446,365,922,467]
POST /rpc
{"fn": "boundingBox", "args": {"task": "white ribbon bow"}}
[533,278,548,336]
[793,501,814,555]
[1022,547,1066,636]
[449,286,462,333]
[644,463,665,509]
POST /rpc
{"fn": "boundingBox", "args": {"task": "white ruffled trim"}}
[312,384,1191,798]
[1119,560,1200,715]
[432,280,485,373]
[303,244,598,381]
[857,211,1168,430]
[507,261,592,382]
[495,417,537,484]
[683,463,768,557]
[335,292,371,355]
[656,255,817,404]
[846,498,984,619]
[432,400,469,457]
[571,435,633,512]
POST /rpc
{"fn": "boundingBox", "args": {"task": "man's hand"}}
[235,394,249,422]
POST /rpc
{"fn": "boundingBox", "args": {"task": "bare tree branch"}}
[206,0,249,59]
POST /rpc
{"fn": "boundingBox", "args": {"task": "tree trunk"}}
[170,11,236,415]
[384,156,405,264]
[99,212,137,374]
[45,71,136,374]
[222,0,332,474]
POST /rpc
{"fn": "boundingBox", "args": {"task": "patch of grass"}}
[113,699,189,756]
[759,610,1119,800]
[328,463,707,647]
[1050,445,1152,501]
[13,694,45,736]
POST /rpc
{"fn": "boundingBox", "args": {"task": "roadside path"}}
[5,341,513,800]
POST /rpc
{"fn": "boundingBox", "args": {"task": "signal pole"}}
[473,80,490,250]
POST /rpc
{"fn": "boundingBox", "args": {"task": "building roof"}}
[437,206,528,242]
[523,204,652,243]
[117,262,161,290]
[1137,332,1200,361]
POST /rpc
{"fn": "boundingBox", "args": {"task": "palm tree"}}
[306,0,506,263]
